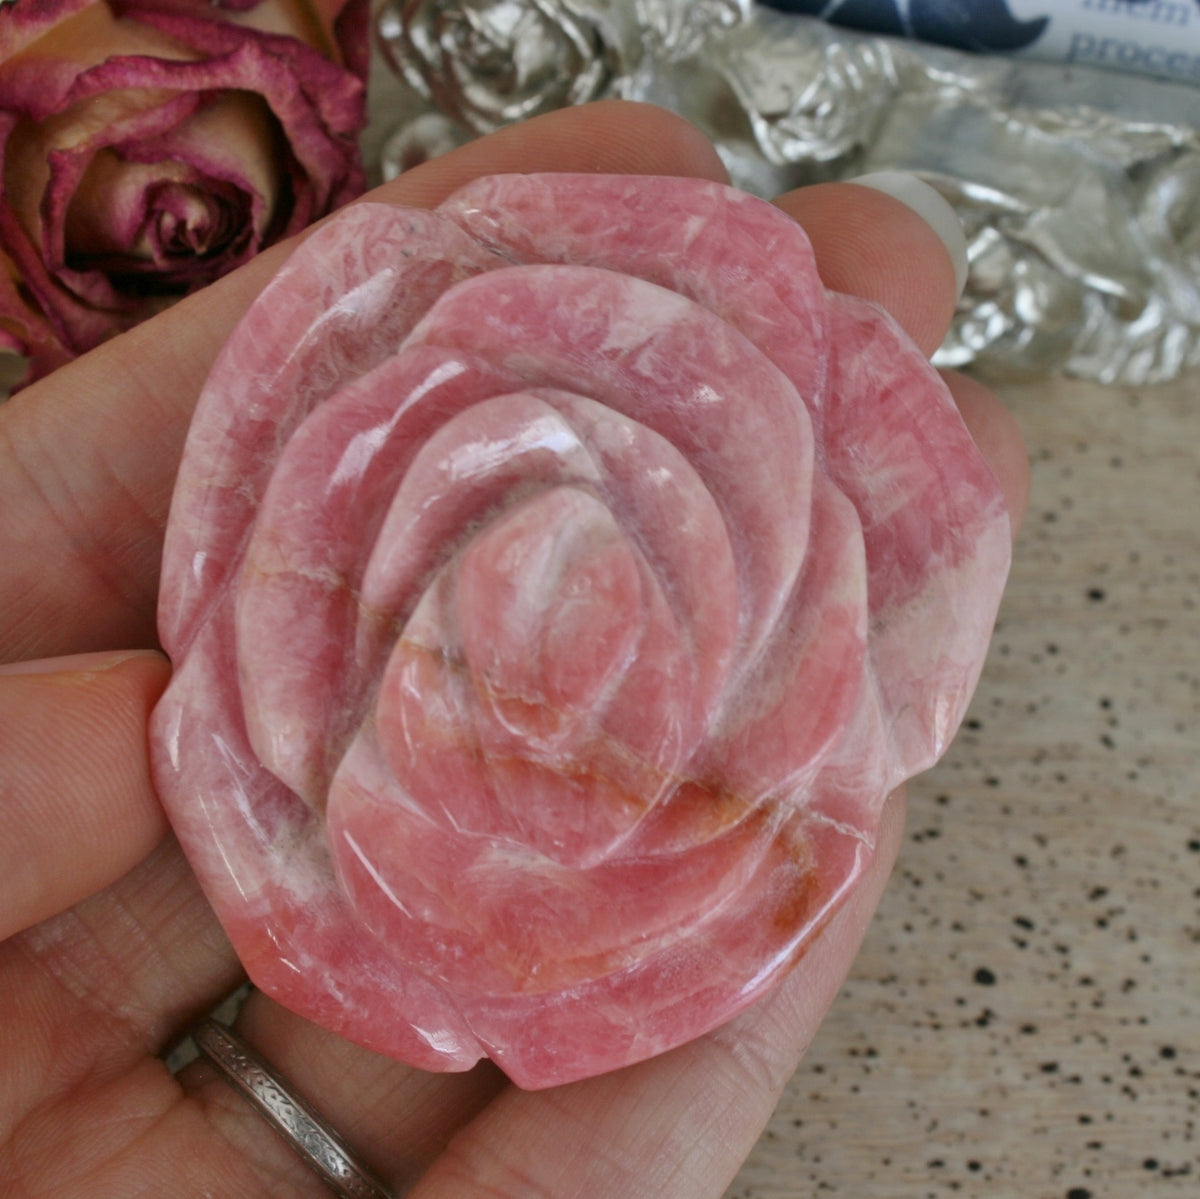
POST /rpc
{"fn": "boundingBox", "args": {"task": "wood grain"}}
[727,374,1200,1198]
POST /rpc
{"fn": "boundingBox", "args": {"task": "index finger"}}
[0,101,1006,663]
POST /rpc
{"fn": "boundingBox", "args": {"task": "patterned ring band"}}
[190,1018,392,1199]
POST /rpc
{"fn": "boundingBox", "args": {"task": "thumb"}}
[0,650,170,941]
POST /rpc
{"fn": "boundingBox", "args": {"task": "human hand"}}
[0,101,1028,1196]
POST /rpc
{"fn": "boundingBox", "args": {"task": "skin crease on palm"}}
[0,102,1029,1198]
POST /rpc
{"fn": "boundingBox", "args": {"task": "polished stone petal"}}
[151,174,1011,1089]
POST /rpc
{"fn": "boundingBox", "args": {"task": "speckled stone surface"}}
[726,373,1200,1197]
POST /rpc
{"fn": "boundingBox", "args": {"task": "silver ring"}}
[191,1018,392,1199]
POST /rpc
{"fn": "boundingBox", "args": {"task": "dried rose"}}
[150,174,1011,1089]
[0,0,367,387]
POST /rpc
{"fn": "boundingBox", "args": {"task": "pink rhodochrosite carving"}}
[150,174,1011,1089]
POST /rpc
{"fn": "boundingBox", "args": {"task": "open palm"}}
[0,101,1027,1198]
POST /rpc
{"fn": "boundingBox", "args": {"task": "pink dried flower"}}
[0,0,367,387]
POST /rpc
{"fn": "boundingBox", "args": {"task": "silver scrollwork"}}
[370,0,1200,385]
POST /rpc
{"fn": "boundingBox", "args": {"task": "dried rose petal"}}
[150,174,1012,1089]
[0,0,366,387]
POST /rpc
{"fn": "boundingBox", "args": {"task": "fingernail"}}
[0,649,163,677]
[849,171,969,299]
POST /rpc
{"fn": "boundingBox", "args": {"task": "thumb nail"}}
[0,649,164,678]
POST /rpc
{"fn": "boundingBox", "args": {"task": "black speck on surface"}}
[973,967,997,986]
